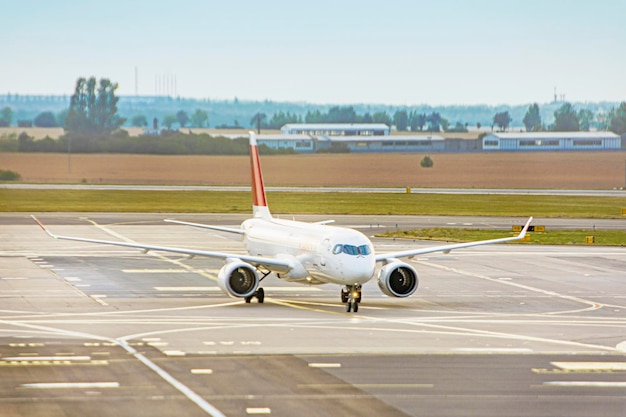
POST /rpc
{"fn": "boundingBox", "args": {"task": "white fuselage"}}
[241,217,376,286]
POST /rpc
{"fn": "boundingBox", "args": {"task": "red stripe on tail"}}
[249,132,271,218]
[250,144,267,207]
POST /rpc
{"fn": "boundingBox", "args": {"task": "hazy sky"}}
[4,0,625,105]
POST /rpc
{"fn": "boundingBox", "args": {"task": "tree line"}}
[491,102,626,134]
[2,76,626,149]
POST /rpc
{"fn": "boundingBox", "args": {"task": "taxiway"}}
[1,213,625,416]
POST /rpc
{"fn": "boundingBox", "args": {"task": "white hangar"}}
[482,131,621,151]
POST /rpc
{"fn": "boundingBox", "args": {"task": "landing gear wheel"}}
[341,288,349,303]
[346,301,353,312]
[352,302,359,312]
[244,288,264,304]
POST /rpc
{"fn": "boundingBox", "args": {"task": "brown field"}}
[1,151,626,189]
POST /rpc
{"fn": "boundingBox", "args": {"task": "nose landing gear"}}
[341,285,362,313]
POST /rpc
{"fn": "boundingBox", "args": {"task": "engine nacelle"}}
[377,260,419,298]
[217,259,259,299]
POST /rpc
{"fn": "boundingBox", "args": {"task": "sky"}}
[3,0,626,105]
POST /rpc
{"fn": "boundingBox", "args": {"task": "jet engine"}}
[377,260,419,298]
[217,260,259,298]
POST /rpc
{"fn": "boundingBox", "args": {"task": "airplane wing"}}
[375,217,533,262]
[164,219,244,235]
[32,216,291,273]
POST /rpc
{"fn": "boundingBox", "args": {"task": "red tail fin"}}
[249,132,271,219]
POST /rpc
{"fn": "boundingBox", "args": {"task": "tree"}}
[190,109,209,128]
[327,106,356,123]
[522,103,542,132]
[56,109,69,128]
[420,155,434,168]
[34,111,58,127]
[266,111,300,129]
[176,110,189,128]
[393,110,409,131]
[609,102,626,135]
[131,115,148,127]
[493,111,512,132]
[65,77,125,137]
[553,103,579,131]
[163,114,177,129]
[372,111,391,126]
[577,109,594,131]
[409,112,426,131]
[0,106,13,127]
[426,112,442,132]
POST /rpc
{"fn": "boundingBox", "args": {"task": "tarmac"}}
[1,213,625,416]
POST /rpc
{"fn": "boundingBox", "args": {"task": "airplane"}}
[33,132,532,313]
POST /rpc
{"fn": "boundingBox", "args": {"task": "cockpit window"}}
[332,244,372,256]
[359,244,372,255]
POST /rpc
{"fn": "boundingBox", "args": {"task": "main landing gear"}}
[245,268,271,304]
[245,287,264,304]
[341,285,362,313]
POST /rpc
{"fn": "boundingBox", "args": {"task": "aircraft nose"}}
[350,256,376,282]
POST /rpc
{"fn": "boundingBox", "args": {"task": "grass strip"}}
[2,189,626,219]
[378,228,626,246]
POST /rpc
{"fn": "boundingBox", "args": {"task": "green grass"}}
[378,228,626,246]
[2,189,626,218]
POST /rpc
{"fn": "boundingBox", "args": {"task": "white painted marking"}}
[262,287,320,292]
[616,342,626,352]
[164,350,186,356]
[544,381,626,388]
[123,269,190,273]
[3,356,91,361]
[155,287,220,292]
[152,286,320,292]
[2,277,28,280]
[308,363,342,368]
[142,338,161,342]
[454,348,534,353]
[21,382,120,389]
[191,369,214,375]
[246,408,271,415]
[552,362,626,371]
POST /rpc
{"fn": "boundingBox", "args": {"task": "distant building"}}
[482,131,622,151]
[256,134,314,153]
[281,123,390,136]
[315,135,445,153]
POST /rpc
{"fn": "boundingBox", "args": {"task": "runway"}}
[1,213,625,416]
[3,183,626,197]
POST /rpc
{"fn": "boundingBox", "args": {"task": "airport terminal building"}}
[257,123,446,153]
[482,131,622,151]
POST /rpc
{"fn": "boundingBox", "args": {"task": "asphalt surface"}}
[3,183,626,197]
[1,213,625,416]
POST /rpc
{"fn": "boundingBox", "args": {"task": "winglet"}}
[31,215,58,239]
[517,216,533,240]
[249,131,271,219]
